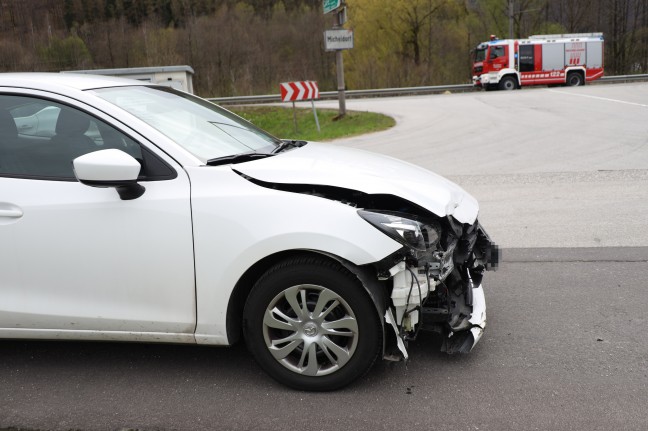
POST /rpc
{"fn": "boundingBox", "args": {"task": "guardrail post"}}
[311,99,321,132]
[291,101,298,134]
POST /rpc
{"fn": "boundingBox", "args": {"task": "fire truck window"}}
[519,45,535,72]
[490,46,505,59]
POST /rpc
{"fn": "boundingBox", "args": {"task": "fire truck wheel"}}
[566,72,584,86]
[498,76,517,91]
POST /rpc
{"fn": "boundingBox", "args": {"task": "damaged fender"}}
[232,145,499,361]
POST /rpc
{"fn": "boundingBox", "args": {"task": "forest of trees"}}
[1,0,648,97]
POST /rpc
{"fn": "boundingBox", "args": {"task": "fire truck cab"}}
[472,33,604,90]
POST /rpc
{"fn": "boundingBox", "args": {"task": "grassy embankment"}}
[229,105,395,141]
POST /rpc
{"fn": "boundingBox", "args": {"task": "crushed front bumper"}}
[439,283,486,354]
[469,284,487,346]
[382,221,497,359]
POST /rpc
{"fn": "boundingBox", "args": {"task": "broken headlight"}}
[358,210,439,252]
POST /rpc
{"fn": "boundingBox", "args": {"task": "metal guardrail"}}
[598,73,648,83]
[208,84,473,104]
[208,73,648,105]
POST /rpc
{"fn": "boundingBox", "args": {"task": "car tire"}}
[498,76,517,90]
[566,72,584,86]
[243,256,382,391]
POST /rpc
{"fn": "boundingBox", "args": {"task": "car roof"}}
[0,72,146,92]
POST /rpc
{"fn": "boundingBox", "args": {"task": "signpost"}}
[280,81,321,133]
[323,1,349,118]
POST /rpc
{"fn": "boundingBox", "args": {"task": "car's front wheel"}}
[243,256,382,391]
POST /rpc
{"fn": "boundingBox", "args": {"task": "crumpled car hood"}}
[235,142,479,224]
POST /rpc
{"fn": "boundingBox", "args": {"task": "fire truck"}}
[472,33,604,90]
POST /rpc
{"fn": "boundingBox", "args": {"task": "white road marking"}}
[548,89,648,108]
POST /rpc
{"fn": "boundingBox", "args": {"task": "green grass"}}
[229,105,395,141]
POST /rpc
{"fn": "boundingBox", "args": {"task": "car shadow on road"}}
[0,334,489,430]
[0,330,460,391]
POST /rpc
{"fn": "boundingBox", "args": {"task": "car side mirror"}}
[73,149,146,200]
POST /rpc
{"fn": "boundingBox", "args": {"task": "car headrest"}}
[55,108,91,136]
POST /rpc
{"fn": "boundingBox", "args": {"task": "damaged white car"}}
[0,73,498,391]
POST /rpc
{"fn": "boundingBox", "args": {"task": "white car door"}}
[0,93,196,340]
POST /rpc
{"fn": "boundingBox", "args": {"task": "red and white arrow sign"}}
[280,81,319,102]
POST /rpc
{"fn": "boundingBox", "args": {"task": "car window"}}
[490,45,505,59]
[93,86,281,162]
[0,95,143,180]
[474,47,487,62]
[519,44,535,72]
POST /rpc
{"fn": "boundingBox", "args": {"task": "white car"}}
[0,73,497,391]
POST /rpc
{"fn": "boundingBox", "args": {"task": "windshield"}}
[474,47,487,62]
[92,86,281,162]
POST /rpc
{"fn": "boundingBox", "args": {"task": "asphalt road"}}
[3,84,648,430]
[316,83,648,248]
[2,247,647,431]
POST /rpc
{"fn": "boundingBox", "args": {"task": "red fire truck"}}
[472,33,604,90]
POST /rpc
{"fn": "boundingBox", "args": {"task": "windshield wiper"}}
[206,152,274,166]
[272,139,308,154]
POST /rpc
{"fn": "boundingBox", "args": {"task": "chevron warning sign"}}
[280,81,320,102]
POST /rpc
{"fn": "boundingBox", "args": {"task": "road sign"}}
[324,29,354,51]
[280,81,320,102]
[323,0,342,14]
[280,81,321,133]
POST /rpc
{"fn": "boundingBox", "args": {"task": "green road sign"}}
[323,0,342,14]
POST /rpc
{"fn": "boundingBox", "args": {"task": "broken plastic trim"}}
[385,309,409,360]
